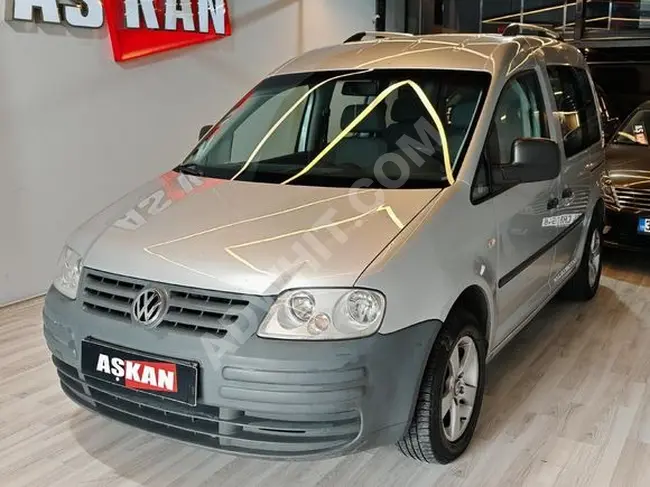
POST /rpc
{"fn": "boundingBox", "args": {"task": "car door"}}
[481,70,560,346]
[545,65,603,286]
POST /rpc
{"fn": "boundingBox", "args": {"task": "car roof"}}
[272,33,585,77]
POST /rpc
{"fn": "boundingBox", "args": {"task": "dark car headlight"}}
[600,174,617,206]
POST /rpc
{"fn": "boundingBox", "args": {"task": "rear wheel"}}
[559,215,602,301]
[397,308,486,464]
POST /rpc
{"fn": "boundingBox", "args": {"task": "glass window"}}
[547,66,601,157]
[178,69,491,189]
[485,71,549,167]
[575,69,601,147]
[471,157,490,201]
[612,109,650,146]
[326,81,370,142]
[475,70,549,198]
[230,86,310,162]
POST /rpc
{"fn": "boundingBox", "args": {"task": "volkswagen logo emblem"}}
[132,288,167,328]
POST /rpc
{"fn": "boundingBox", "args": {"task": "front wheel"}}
[397,308,486,464]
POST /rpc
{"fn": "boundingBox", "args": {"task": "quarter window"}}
[547,66,601,157]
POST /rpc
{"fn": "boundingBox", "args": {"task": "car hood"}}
[70,171,440,295]
[605,144,650,189]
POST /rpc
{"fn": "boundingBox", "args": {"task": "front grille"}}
[83,273,144,320]
[81,270,265,337]
[53,356,361,457]
[612,188,650,212]
[603,190,617,208]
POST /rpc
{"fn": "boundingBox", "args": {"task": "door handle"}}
[547,197,559,210]
[562,188,574,199]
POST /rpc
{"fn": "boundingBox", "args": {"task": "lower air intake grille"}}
[53,356,361,457]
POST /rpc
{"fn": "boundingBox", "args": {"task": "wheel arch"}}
[403,284,492,423]
[578,196,605,260]
[593,197,605,227]
[399,286,491,462]
[447,285,492,347]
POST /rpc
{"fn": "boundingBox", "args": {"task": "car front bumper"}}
[604,208,650,251]
[43,286,439,460]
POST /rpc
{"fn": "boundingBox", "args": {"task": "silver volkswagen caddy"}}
[44,26,605,464]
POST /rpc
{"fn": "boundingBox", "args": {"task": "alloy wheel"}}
[441,336,479,442]
[588,229,601,288]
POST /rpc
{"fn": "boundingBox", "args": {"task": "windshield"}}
[177,69,490,188]
[613,109,650,146]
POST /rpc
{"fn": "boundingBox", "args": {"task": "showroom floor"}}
[2,249,650,487]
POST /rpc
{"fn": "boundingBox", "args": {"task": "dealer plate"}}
[81,339,198,406]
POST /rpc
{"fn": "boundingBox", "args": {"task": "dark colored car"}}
[603,101,650,250]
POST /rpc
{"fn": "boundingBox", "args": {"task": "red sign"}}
[123,361,178,392]
[104,0,232,62]
[6,0,232,63]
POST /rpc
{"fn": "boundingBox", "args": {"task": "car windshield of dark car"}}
[613,109,650,146]
[176,69,490,189]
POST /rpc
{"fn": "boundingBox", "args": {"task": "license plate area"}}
[81,339,198,406]
[638,217,650,235]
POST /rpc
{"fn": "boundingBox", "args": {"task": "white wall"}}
[0,0,375,306]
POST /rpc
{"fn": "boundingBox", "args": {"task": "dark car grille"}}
[612,188,650,212]
[81,269,263,337]
[53,356,362,457]
[603,190,617,207]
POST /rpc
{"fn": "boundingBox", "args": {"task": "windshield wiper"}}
[176,163,206,176]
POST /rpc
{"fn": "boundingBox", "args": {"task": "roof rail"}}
[502,23,563,41]
[344,31,415,43]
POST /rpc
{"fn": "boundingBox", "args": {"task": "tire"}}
[559,214,603,301]
[397,308,487,464]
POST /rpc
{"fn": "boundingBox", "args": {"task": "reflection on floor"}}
[1,248,650,487]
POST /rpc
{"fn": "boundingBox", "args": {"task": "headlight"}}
[600,174,617,205]
[602,182,614,197]
[53,246,83,299]
[601,175,613,191]
[258,288,386,340]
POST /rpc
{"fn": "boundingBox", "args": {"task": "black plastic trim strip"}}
[498,214,586,289]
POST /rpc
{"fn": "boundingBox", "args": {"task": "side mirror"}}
[199,125,212,140]
[496,138,561,185]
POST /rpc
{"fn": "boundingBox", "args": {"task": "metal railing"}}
[481,1,650,40]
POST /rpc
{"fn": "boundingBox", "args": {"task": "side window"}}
[547,66,601,158]
[472,71,549,202]
[486,71,549,166]
[575,69,601,147]
[471,158,491,201]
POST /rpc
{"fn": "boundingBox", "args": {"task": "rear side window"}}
[547,66,601,157]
